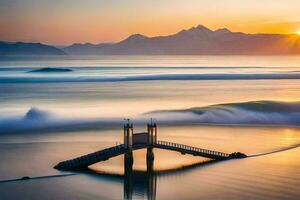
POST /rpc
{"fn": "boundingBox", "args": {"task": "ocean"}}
[0,55,300,199]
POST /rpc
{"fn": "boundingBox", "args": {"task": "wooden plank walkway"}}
[55,141,235,170]
[54,144,126,170]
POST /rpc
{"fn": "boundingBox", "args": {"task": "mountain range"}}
[1,25,300,55]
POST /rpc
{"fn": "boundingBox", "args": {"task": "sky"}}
[1,0,300,45]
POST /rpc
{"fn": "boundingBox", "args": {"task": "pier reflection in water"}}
[89,151,216,200]
[124,150,156,200]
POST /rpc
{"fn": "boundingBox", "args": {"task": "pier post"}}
[123,120,133,200]
[147,120,157,168]
[146,153,156,200]
[124,120,133,151]
[124,153,133,200]
[124,120,133,165]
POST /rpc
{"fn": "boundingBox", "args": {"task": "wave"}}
[2,101,300,134]
[248,143,300,157]
[0,108,124,134]
[27,67,73,73]
[145,101,300,126]
[0,66,267,71]
[1,73,300,83]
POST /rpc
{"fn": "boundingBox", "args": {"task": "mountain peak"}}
[186,24,212,33]
[176,24,212,37]
[215,28,232,34]
[195,24,212,31]
[190,24,212,33]
[118,34,148,45]
[125,34,148,41]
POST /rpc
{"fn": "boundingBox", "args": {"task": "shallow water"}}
[0,125,300,200]
[0,56,300,199]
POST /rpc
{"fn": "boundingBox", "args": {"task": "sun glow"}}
[297,30,300,35]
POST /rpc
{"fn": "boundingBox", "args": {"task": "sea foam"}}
[1,101,300,134]
[146,101,300,125]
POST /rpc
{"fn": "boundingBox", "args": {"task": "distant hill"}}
[63,43,112,55]
[64,24,300,55]
[0,42,66,56]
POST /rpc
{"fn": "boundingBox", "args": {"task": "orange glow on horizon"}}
[1,0,300,45]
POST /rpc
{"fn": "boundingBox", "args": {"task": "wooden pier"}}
[55,121,246,171]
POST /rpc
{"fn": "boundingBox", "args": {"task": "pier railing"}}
[155,140,230,159]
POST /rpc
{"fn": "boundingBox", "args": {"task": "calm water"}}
[0,56,300,199]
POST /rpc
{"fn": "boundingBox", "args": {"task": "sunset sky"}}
[1,0,300,45]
